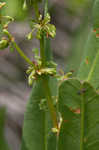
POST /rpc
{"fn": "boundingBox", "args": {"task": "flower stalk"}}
[39,0,58,129]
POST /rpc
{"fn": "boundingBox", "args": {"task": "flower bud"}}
[27,32,33,40]
[0,2,6,9]
[23,0,27,11]
[0,39,9,50]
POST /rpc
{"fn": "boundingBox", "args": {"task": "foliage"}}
[21,80,47,150]
[77,0,99,89]
[58,78,99,149]
[1,0,99,150]
[0,108,10,150]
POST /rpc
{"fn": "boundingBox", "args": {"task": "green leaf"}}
[58,78,99,150]
[21,80,47,150]
[30,0,42,4]
[77,0,99,89]
[58,108,80,150]
[77,29,99,89]
[21,79,57,150]
[0,108,10,150]
[65,21,89,76]
[47,132,57,150]
[58,78,81,110]
[92,0,99,29]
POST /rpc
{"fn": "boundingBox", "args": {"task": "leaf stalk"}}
[12,41,34,66]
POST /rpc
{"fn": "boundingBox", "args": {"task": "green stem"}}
[40,37,58,128]
[3,29,34,66]
[43,78,58,128]
[44,0,48,17]
[33,1,39,20]
[40,36,46,66]
[12,41,34,66]
[44,0,52,61]
[39,0,58,128]
[80,92,85,150]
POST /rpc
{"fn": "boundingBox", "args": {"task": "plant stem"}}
[40,36,58,128]
[80,91,85,150]
[39,0,58,128]
[3,29,34,66]
[44,0,48,17]
[40,36,46,66]
[33,1,39,20]
[12,41,34,66]
[43,77,58,128]
[44,0,52,61]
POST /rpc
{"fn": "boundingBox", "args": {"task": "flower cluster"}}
[26,60,57,85]
[0,2,14,51]
[27,13,56,40]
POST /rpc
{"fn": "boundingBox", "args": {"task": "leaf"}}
[58,78,81,110]
[47,132,57,150]
[30,0,42,4]
[77,0,99,89]
[77,29,99,89]
[58,109,80,150]
[92,0,99,29]
[65,21,89,76]
[58,78,99,150]
[21,79,47,150]
[21,78,57,150]
[0,108,10,150]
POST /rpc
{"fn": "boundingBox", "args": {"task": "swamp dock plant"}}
[0,0,99,150]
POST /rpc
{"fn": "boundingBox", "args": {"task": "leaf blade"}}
[58,78,99,150]
[77,0,99,89]
[21,80,47,150]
